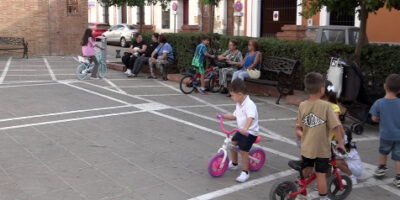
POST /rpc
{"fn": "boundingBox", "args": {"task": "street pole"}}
[174,12,177,33]
[237,16,241,36]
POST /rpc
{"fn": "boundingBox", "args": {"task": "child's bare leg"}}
[302,167,313,178]
[396,161,400,174]
[316,172,328,195]
[336,159,353,176]
[240,150,249,171]
[200,74,205,88]
[230,141,238,164]
[380,153,388,166]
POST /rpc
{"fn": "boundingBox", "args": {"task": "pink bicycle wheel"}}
[249,148,266,171]
[208,153,228,177]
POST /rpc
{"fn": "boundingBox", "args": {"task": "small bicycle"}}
[76,52,107,80]
[179,66,220,94]
[208,114,266,177]
[269,144,352,200]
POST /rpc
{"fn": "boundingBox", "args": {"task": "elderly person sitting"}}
[217,39,243,94]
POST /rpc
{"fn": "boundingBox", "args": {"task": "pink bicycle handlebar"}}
[217,114,247,137]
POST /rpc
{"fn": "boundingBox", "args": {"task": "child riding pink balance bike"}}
[208,114,266,177]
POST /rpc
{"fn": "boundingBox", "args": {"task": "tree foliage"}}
[301,0,400,60]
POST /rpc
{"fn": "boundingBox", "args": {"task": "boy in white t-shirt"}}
[222,79,259,183]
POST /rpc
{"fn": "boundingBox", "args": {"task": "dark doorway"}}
[330,11,355,26]
[261,0,297,37]
[183,0,189,25]
[104,6,109,24]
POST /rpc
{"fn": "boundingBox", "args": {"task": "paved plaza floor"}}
[0,56,398,200]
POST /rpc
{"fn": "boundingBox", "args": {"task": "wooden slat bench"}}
[0,37,28,58]
[246,56,300,104]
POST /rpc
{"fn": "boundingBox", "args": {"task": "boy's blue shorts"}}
[379,139,400,161]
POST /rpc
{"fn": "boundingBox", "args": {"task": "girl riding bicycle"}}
[81,28,105,79]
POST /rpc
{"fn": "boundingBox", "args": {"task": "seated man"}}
[122,33,147,76]
[128,33,159,77]
[148,34,174,81]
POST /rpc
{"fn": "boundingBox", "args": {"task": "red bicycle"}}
[179,67,220,94]
[269,145,352,200]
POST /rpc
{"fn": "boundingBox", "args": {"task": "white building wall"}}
[189,0,200,25]
[296,0,303,25]
[245,0,261,37]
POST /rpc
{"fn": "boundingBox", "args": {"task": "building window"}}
[67,0,79,16]
[330,11,355,26]
[162,9,170,29]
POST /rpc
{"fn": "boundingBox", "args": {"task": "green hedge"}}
[139,33,400,89]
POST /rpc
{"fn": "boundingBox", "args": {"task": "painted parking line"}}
[0,82,60,89]
[188,169,296,200]
[0,110,145,131]
[43,57,57,81]
[0,57,12,84]
[104,78,127,94]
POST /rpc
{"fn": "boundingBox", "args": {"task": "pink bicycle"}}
[208,114,266,177]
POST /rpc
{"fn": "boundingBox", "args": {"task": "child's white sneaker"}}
[124,69,131,75]
[228,161,239,170]
[236,171,249,182]
[350,175,358,185]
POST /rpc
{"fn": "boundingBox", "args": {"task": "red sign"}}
[234,1,243,12]
[172,2,178,11]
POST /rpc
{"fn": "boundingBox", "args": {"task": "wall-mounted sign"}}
[273,11,279,21]
[88,0,96,8]
[234,1,243,12]
[172,2,178,11]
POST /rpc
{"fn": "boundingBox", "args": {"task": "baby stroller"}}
[327,57,385,135]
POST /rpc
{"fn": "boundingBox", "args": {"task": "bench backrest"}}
[261,56,299,76]
[0,37,25,45]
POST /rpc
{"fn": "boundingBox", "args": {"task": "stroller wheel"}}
[351,123,364,135]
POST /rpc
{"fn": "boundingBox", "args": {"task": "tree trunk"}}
[209,4,215,33]
[139,5,144,33]
[104,6,109,24]
[355,3,368,62]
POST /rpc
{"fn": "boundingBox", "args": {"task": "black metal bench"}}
[246,56,300,104]
[0,37,28,58]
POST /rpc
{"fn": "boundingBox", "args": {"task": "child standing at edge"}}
[191,36,215,95]
[222,79,259,182]
[81,28,104,79]
[296,72,345,200]
[370,74,400,187]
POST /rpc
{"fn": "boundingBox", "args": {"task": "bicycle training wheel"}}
[76,64,89,80]
[180,75,195,94]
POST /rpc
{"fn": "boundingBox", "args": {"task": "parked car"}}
[102,24,138,47]
[312,26,362,45]
[89,23,110,39]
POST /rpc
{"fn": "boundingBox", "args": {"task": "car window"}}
[348,30,359,45]
[88,23,94,28]
[127,25,137,30]
[97,24,110,29]
[111,25,122,31]
[321,29,345,44]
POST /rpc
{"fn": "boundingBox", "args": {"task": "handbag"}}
[247,69,261,79]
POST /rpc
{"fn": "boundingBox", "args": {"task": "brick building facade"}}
[0,0,88,57]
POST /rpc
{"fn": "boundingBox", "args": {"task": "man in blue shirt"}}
[370,74,400,187]
[148,34,174,81]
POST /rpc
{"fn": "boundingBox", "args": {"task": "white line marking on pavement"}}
[118,85,167,88]
[157,81,230,113]
[4,74,75,77]
[258,117,297,122]
[353,136,380,142]
[188,169,296,200]
[72,56,79,62]
[0,82,60,89]
[104,78,127,94]
[0,110,145,131]
[135,94,183,97]
[43,57,57,81]
[61,82,131,105]
[1,80,55,84]
[253,96,299,113]
[0,105,131,123]
[0,57,12,84]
